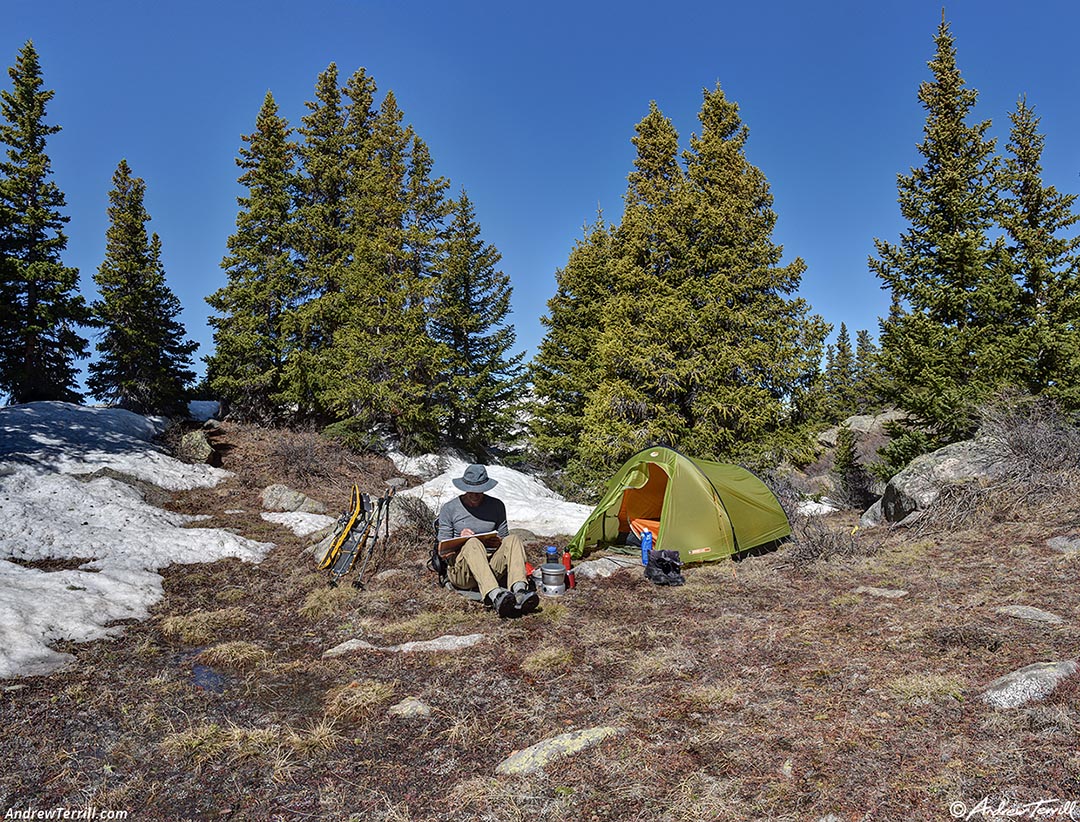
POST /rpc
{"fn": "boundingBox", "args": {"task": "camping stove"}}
[534,562,567,596]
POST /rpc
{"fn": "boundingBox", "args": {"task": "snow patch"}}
[261,511,336,537]
[0,402,272,679]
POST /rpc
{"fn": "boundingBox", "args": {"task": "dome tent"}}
[567,446,791,563]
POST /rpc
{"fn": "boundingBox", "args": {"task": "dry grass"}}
[159,606,247,645]
[193,640,270,670]
[323,679,396,723]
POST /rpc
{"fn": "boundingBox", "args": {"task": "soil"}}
[1,421,1079,820]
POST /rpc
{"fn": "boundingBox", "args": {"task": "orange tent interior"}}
[617,461,669,537]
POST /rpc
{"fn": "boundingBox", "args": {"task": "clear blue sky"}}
[6,1,1080,386]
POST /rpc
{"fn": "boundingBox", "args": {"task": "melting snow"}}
[0,402,271,679]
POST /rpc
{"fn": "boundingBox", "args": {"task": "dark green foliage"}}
[822,323,857,421]
[87,161,196,415]
[534,87,828,497]
[318,91,448,452]
[529,214,613,471]
[871,18,1018,476]
[832,425,875,509]
[998,97,1080,408]
[853,329,882,413]
[0,40,89,404]
[205,91,298,424]
[430,190,524,458]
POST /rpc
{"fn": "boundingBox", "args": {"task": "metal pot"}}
[536,562,567,596]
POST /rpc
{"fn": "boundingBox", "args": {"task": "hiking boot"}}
[514,589,540,615]
[487,587,516,618]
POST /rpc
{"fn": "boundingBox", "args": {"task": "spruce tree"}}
[570,102,693,488]
[320,91,446,451]
[87,160,196,414]
[0,40,89,403]
[853,328,882,413]
[430,190,524,457]
[205,91,298,423]
[999,96,1080,408]
[870,17,1017,473]
[288,63,352,421]
[680,83,827,464]
[822,323,857,420]
[559,88,826,493]
[529,214,613,473]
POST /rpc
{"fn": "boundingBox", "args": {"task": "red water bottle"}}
[562,548,575,588]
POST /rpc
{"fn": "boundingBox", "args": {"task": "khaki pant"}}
[448,534,528,599]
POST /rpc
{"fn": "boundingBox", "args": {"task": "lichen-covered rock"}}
[995,605,1064,625]
[260,483,327,514]
[177,430,219,466]
[495,727,625,776]
[388,697,432,718]
[981,661,1078,709]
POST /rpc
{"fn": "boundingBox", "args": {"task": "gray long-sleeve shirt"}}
[437,494,509,542]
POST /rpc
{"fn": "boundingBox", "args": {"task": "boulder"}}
[177,429,220,466]
[260,483,327,514]
[877,438,1008,524]
[981,661,1078,709]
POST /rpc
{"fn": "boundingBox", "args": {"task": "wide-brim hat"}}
[452,463,498,493]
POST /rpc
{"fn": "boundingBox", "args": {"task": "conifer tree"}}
[870,17,1017,472]
[999,96,1080,408]
[430,190,524,457]
[205,91,298,423]
[88,160,196,414]
[853,328,882,413]
[288,63,352,421]
[0,40,89,403]
[529,214,613,471]
[680,83,827,462]
[559,88,826,493]
[570,102,692,488]
[822,323,857,420]
[320,91,446,451]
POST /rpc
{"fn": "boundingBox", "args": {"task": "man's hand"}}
[460,528,475,537]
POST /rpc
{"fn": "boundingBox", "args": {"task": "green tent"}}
[568,446,791,563]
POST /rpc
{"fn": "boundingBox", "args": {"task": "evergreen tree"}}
[320,91,446,451]
[0,40,89,403]
[870,17,1017,473]
[556,87,827,493]
[205,91,298,423]
[853,328,882,413]
[999,96,1080,408]
[569,102,692,488]
[679,83,827,464]
[430,190,524,457]
[529,214,613,472]
[822,323,857,420]
[88,160,196,414]
[286,63,351,421]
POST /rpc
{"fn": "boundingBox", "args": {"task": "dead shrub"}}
[915,392,1080,533]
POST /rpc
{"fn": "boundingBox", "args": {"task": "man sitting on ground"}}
[437,464,539,617]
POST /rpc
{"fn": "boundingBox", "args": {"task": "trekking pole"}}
[352,478,406,590]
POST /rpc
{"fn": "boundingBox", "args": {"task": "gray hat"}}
[453,463,498,493]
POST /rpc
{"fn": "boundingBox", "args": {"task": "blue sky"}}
[6,1,1080,386]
